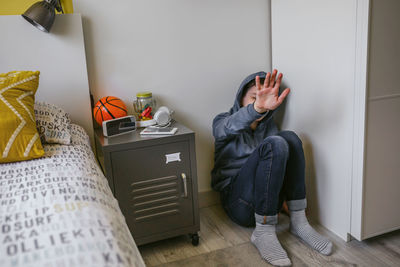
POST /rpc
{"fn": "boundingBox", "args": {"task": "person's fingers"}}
[277,88,290,104]
[270,69,278,86]
[255,75,261,90]
[274,73,283,90]
[264,72,271,88]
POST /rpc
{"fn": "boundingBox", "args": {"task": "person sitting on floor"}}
[211,70,333,266]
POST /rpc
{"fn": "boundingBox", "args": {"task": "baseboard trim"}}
[198,190,220,208]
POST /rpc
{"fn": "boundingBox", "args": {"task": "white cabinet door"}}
[361,0,400,240]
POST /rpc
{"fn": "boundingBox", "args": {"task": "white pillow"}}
[34,102,72,145]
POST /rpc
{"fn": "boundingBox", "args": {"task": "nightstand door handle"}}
[181,173,188,198]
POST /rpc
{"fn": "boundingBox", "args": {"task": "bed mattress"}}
[0,124,145,267]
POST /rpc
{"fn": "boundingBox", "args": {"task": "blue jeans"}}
[221,131,306,227]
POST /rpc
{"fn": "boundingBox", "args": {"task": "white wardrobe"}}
[271,0,400,241]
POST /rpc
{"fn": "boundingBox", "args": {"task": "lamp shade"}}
[22,1,57,33]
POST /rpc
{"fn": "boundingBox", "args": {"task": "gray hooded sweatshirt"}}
[211,71,279,191]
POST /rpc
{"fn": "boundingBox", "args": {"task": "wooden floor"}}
[138,204,400,267]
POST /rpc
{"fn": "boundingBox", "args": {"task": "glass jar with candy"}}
[133,92,157,123]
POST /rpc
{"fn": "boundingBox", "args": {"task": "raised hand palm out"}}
[254,69,291,113]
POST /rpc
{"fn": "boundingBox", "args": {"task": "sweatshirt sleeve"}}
[212,103,269,141]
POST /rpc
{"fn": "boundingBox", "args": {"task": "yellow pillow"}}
[0,71,44,163]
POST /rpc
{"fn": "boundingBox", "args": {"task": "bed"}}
[0,124,145,267]
[0,14,145,267]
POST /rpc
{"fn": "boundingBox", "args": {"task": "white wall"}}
[271,0,357,240]
[74,0,272,192]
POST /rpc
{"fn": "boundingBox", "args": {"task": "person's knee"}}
[259,136,289,159]
[279,130,303,149]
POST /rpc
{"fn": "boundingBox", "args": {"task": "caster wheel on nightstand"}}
[190,233,199,246]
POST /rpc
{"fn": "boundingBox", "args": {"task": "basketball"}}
[93,96,127,125]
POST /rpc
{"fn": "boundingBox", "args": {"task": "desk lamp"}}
[22,0,64,33]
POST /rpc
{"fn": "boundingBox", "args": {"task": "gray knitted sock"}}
[251,214,291,266]
[289,209,333,255]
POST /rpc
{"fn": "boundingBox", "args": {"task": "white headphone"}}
[154,106,173,126]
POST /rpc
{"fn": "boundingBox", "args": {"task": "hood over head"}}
[229,71,266,114]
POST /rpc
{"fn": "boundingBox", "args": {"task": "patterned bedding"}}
[0,124,145,267]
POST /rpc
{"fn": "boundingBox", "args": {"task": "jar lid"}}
[136,92,152,98]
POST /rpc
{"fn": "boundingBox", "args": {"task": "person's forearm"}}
[213,104,267,140]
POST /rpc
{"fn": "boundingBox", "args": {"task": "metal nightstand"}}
[94,121,200,246]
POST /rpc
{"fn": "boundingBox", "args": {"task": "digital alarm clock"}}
[102,115,136,137]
